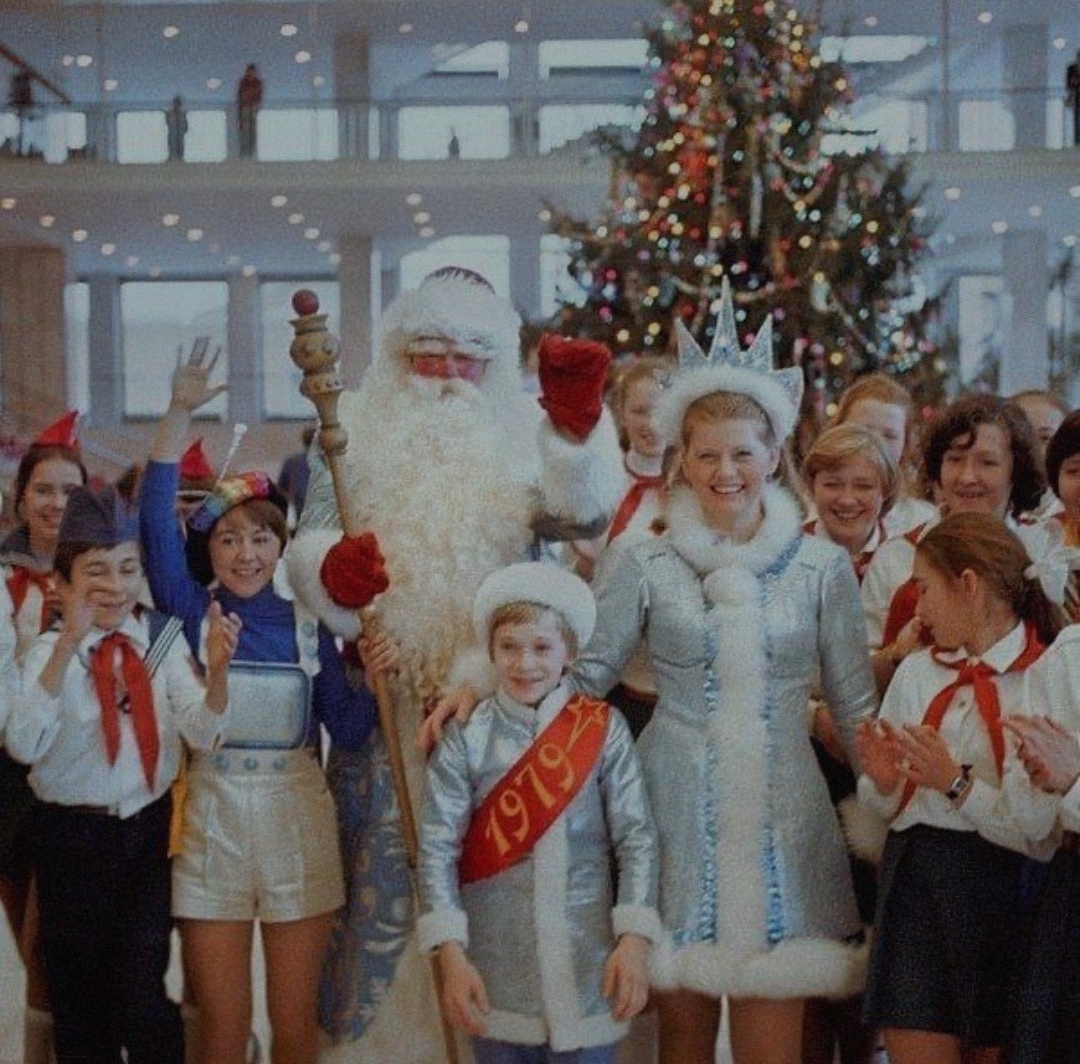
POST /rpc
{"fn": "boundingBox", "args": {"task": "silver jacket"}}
[417,683,661,1051]
[569,486,878,1000]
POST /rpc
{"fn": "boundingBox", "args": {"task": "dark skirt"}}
[606,683,656,742]
[1004,847,1080,1064]
[863,824,1025,1048]
[0,748,38,880]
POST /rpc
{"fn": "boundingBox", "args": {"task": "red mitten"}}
[320,532,390,610]
[537,334,612,441]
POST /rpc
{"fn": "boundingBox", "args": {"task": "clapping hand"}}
[205,600,242,673]
[892,725,961,795]
[171,337,227,414]
[855,719,904,795]
[1006,715,1080,795]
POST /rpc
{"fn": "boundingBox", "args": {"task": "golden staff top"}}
[288,289,359,538]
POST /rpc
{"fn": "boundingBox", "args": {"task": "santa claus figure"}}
[287,266,624,1063]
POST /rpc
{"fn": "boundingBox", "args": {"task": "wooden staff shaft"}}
[288,294,459,1064]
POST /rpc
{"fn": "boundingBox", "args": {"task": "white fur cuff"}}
[446,646,497,698]
[537,407,624,525]
[284,529,362,640]
[416,908,469,953]
[612,904,664,944]
[838,795,889,865]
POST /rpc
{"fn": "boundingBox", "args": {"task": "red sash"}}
[459,695,611,885]
[607,473,664,544]
[881,524,930,649]
[897,622,1044,813]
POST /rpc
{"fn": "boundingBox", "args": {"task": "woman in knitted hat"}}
[139,349,389,1064]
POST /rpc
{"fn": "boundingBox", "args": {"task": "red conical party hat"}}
[35,410,79,449]
[180,438,215,482]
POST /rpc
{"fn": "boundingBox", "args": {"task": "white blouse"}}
[857,621,1058,859]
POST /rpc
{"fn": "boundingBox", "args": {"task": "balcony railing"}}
[0,85,1075,166]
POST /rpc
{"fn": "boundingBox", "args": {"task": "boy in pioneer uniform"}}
[418,561,660,1064]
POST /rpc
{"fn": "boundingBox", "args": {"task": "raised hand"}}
[58,572,101,645]
[537,334,612,441]
[170,337,227,413]
[320,532,390,610]
[205,600,242,673]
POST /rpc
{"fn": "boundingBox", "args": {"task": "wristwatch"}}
[946,764,973,803]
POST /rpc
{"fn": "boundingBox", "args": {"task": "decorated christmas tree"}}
[551,0,943,413]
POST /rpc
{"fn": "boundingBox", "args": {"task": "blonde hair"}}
[833,373,915,436]
[487,601,579,659]
[802,424,899,517]
[611,356,673,450]
[677,390,797,494]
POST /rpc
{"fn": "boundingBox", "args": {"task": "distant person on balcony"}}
[447,127,461,159]
[1068,50,1080,146]
[166,96,187,162]
[237,64,263,159]
[279,425,316,526]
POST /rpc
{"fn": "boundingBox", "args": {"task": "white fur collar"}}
[665,483,803,577]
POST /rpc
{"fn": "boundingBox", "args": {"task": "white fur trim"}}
[653,363,800,445]
[284,529,363,640]
[837,794,889,865]
[473,562,597,648]
[665,484,803,577]
[416,907,469,953]
[533,811,581,1051]
[612,904,664,944]
[673,936,869,1000]
[446,645,497,698]
[537,407,625,525]
[380,273,522,366]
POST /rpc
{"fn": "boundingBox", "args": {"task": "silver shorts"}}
[172,746,345,923]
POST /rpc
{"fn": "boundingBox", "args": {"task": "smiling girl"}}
[861,395,1048,688]
[139,350,386,1064]
[856,513,1066,1064]
[0,413,86,1064]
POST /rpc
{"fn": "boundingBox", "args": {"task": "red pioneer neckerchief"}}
[896,621,1044,813]
[459,694,611,885]
[607,470,664,545]
[7,566,55,633]
[90,632,160,790]
[802,519,885,586]
[881,523,931,649]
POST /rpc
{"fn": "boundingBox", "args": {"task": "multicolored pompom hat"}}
[187,471,281,534]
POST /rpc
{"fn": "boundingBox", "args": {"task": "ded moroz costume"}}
[567,282,878,1000]
[286,268,625,1063]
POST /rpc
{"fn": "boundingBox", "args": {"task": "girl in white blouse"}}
[856,512,1067,1064]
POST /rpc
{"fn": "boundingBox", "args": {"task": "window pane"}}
[257,108,339,161]
[538,104,643,154]
[43,111,86,163]
[958,100,1015,152]
[117,111,168,163]
[398,106,510,160]
[185,110,227,162]
[433,42,509,78]
[122,282,228,417]
[260,281,340,418]
[819,36,929,64]
[64,282,90,414]
[538,39,648,77]
[540,234,586,318]
[400,236,510,299]
[958,275,1003,384]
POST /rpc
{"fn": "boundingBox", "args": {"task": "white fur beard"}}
[343,371,539,696]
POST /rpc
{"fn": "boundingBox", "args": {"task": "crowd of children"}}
[1,280,1080,1064]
